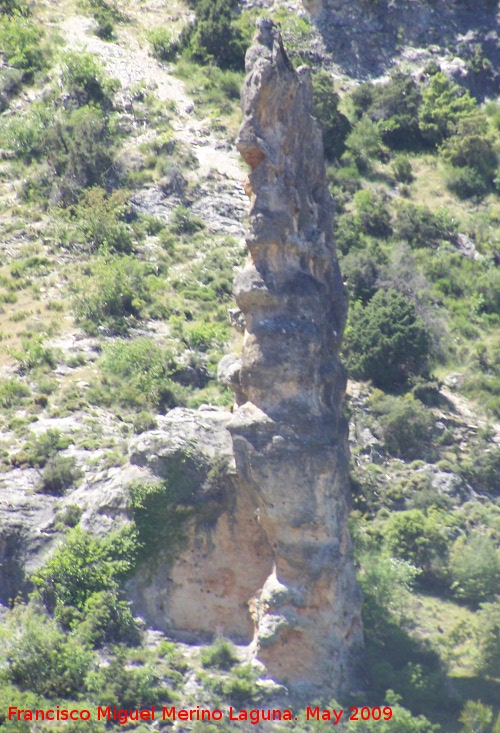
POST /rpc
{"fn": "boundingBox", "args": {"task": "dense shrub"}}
[0,13,48,77]
[460,444,500,494]
[440,114,497,185]
[476,598,500,678]
[77,590,140,648]
[341,250,380,304]
[201,638,238,670]
[181,0,247,71]
[72,256,154,334]
[376,397,436,461]
[393,202,457,248]
[60,51,119,107]
[129,477,193,564]
[65,186,134,253]
[343,289,431,389]
[147,27,180,62]
[353,189,392,237]
[449,530,500,604]
[39,455,82,495]
[344,114,387,171]
[383,509,447,574]
[32,526,138,615]
[392,154,414,183]
[0,378,30,408]
[3,605,94,698]
[24,428,72,468]
[99,338,184,411]
[43,105,115,204]
[419,72,477,146]
[312,70,351,161]
[351,73,423,150]
[85,654,173,708]
[446,165,489,200]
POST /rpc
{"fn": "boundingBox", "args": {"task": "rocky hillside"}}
[0,0,500,731]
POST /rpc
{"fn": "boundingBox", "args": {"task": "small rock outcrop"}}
[224,19,363,693]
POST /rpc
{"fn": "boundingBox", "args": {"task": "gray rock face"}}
[224,20,363,694]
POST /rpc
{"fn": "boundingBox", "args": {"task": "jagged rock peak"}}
[234,20,348,430]
[222,22,363,695]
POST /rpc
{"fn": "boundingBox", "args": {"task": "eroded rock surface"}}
[224,19,363,694]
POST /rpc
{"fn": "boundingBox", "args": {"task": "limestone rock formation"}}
[223,19,363,693]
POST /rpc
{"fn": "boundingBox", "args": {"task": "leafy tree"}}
[419,72,477,146]
[353,189,392,237]
[343,288,431,389]
[384,509,447,573]
[341,249,380,304]
[0,13,48,77]
[459,701,494,733]
[450,530,500,604]
[344,114,387,171]
[71,255,154,334]
[60,50,119,107]
[32,526,138,614]
[476,598,500,678]
[352,73,423,150]
[312,70,351,160]
[393,202,457,248]
[2,604,94,698]
[182,0,246,71]
[440,114,498,183]
[44,106,114,204]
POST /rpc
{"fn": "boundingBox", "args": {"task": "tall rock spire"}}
[224,19,363,694]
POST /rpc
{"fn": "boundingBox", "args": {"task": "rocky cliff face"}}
[221,19,363,694]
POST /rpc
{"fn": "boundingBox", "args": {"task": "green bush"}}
[85,653,173,708]
[99,337,184,411]
[393,202,457,248]
[129,477,193,564]
[0,13,48,77]
[43,105,115,204]
[344,114,387,171]
[0,100,54,161]
[66,186,134,253]
[147,27,180,62]
[383,509,447,574]
[449,530,500,604]
[377,397,436,461]
[343,289,431,389]
[0,378,30,408]
[3,604,94,698]
[181,0,247,71]
[446,165,489,200]
[419,72,477,146]
[392,154,414,183]
[60,50,119,107]
[77,590,140,648]
[440,113,497,185]
[475,598,500,678]
[460,445,500,494]
[32,525,138,615]
[351,73,423,150]
[219,664,260,706]
[24,429,72,468]
[353,189,392,237]
[200,638,238,670]
[341,250,380,304]
[39,455,82,496]
[312,70,351,161]
[169,205,205,235]
[72,256,154,334]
